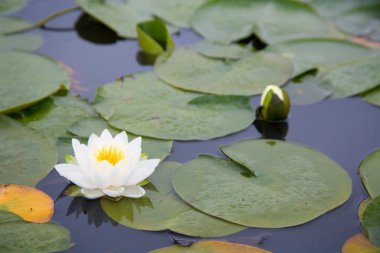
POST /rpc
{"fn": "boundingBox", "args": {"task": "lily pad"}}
[342,233,380,253]
[173,141,351,228]
[362,195,380,247]
[0,0,28,15]
[267,38,374,76]
[362,86,380,107]
[101,162,245,237]
[0,17,31,34]
[11,94,96,140]
[137,19,175,55]
[195,41,253,60]
[0,51,70,114]
[359,199,372,222]
[149,240,271,253]
[0,221,72,253]
[0,184,54,223]
[310,0,379,18]
[283,74,333,105]
[326,56,380,98]
[190,0,327,45]
[93,72,255,140]
[76,0,178,38]
[155,48,293,96]
[0,116,58,186]
[68,117,173,161]
[0,209,22,224]
[0,34,43,52]
[359,148,380,199]
[335,4,380,41]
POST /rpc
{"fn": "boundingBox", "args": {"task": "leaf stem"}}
[5,6,81,35]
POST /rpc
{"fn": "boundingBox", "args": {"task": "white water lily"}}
[55,129,160,199]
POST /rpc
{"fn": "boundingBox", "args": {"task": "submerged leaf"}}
[149,240,271,253]
[0,184,53,223]
[93,72,255,140]
[155,48,293,96]
[0,116,58,186]
[137,19,175,55]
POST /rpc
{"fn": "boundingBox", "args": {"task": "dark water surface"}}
[15,1,380,252]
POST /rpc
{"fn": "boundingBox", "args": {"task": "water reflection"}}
[254,119,288,140]
[75,13,120,44]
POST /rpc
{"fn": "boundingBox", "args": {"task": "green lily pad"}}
[359,199,372,222]
[76,0,178,38]
[359,148,380,199]
[173,141,351,228]
[0,0,28,16]
[0,209,22,224]
[67,117,173,161]
[362,86,380,107]
[0,221,72,253]
[11,94,96,140]
[93,72,255,140]
[267,38,374,76]
[362,195,380,247]
[0,34,43,52]
[155,48,293,96]
[137,19,175,55]
[195,41,253,60]
[0,17,31,34]
[310,0,379,18]
[0,51,70,114]
[149,240,271,253]
[283,74,333,105]
[190,0,327,45]
[133,0,207,28]
[342,233,380,253]
[101,162,245,237]
[0,116,58,186]
[335,4,380,41]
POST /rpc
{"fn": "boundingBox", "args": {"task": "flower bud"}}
[259,85,290,121]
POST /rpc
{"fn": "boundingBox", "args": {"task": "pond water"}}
[15,0,380,252]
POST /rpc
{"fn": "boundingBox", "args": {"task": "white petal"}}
[122,185,145,198]
[114,131,128,149]
[87,133,100,153]
[125,159,160,186]
[90,160,111,188]
[103,186,125,197]
[81,188,105,199]
[99,129,113,147]
[72,139,90,172]
[124,137,142,172]
[127,137,142,152]
[55,164,94,189]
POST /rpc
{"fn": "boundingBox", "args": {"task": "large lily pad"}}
[101,162,245,237]
[342,233,380,253]
[310,0,379,18]
[195,41,253,60]
[335,4,380,41]
[359,148,380,199]
[0,221,72,253]
[362,195,380,247]
[267,38,374,76]
[155,48,293,95]
[362,86,380,107]
[0,51,70,114]
[149,241,271,253]
[0,116,58,186]
[93,72,255,140]
[0,0,28,15]
[76,0,178,38]
[68,117,173,161]
[11,94,96,140]
[190,0,327,45]
[326,56,380,98]
[173,141,351,228]
[0,34,43,52]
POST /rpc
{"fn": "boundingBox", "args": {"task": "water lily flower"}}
[55,129,160,199]
[259,85,291,122]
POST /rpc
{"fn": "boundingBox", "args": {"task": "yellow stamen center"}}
[96,146,125,166]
